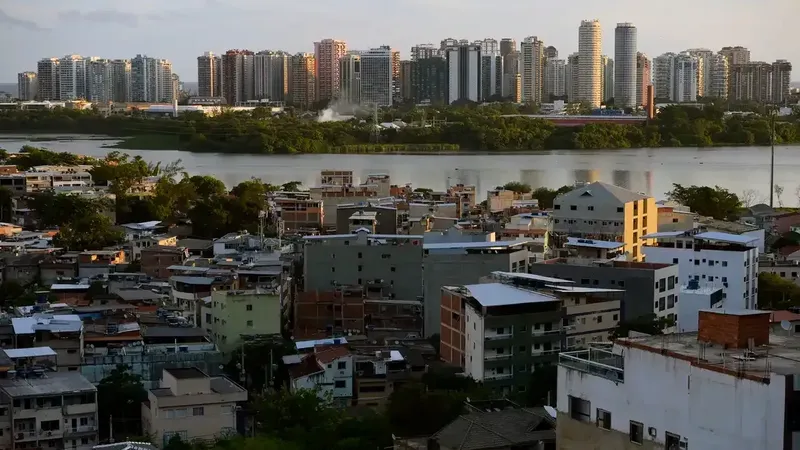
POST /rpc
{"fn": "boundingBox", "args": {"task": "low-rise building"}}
[140,245,188,280]
[209,288,281,353]
[556,309,794,450]
[78,250,126,278]
[288,345,353,408]
[141,368,247,447]
[351,349,414,409]
[336,204,397,235]
[12,314,83,371]
[0,371,98,450]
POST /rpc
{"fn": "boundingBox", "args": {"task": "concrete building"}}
[339,53,361,105]
[614,23,637,108]
[221,49,255,105]
[566,53,580,103]
[635,52,651,107]
[36,58,60,101]
[544,59,566,101]
[440,282,565,396]
[0,371,99,450]
[772,60,793,105]
[730,61,774,103]
[673,53,699,102]
[529,259,679,323]
[59,55,88,100]
[445,44,482,104]
[601,55,614,103]
[314,39,348,103]
[109,59,132,102]
[12,314,84,371]
[131,55,174,103]
[557,309,795,450]
[500,39,516,58]
[303,229,423,301]
[359,47,393,107]
[719,45,751,66]
[520,36,545,104]
[686,48,714,97]
[17,72,37,101]
[578,19,603,107]
[422,239,532,337]
[502,51,521,101]
[209,287,281,353]
[141,368,247,447]
[549,181,655,261]
[708,52,730,99]
[288,345,353,408]
[86,59,113,104]
[254,51,290,102]
[652,52,675,100]
[399,60,413,102]
[642,230,759,310]
[480,50,503,101]
[336,204,396,235]
[197,51,222,98]
[290,53,316,109]
[410,55,448,105]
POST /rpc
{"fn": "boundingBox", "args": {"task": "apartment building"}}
[339,53,362,104]
[351,349,418,408]
[36,58,60,101]
[272,192,323,232]
[410,55,448,104]
[221,49,255,105]
[288,345,353,408]
[529,259,679,323]
[487,188,533,213]
[557,309,796,450]
[314,39,347,102]
[549,181,655,261]
[290,53,316,109]
[642,230,759,310]
[140,245,187,280]
[336,204,397,235]
[254,51,290,102]
[197,51,222,98]
[0,371,98,450]
[17,72,37,101]
[359,47,393,107]
[141,368,247,447]
[209,287,281,353]
[423,240,532,337]
[12,314,83,371]
[636,52,651,107]
[303,229,423,301]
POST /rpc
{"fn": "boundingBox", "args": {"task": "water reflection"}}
[573,169,600,184]
[612,170,631,190]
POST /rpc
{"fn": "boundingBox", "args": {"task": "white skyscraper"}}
[709,53,729,99]
[614,23,637,108]
[653,53,676,100]
[446,44,481,104]
[520,36,545,104]
[254,51,290,102]
[109,59,131,102]
[578,19,602,107]
[673,53,698,102]
[59,55,88,100]
[686,49,714,98]
[339,53,362,105]
[479,42,503,100]
[131,55,174,103]
[359,47,393,106]
[544,59,566,100]
[87,59,113,104]
[36,58,60,101]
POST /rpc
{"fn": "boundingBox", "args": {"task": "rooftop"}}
[694,231,758,245]
[555,181,648,205]
[424,239,531,251]
[456,283,560,307]
[566,237,624,250]
[315,345,351,364]
[170,276,216,286]
[165,367,207,379]
[545,285,624,294]
[490,271,574,284]
[12,314,83,335]
[0,371,96,397]
[142,326,207,339]
[4,347,57,359]
[92,442,158,450]
[296,337,348,351]
[431,407,556,450]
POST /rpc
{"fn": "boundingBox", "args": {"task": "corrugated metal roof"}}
[463,283,560,307]
[0,372,95,397]
[4,347,57,358]
[694,231,757,245]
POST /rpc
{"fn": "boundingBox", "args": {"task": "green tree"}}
[531,185,573,210]
[387,382,468,436]
[28,191,107,228]
[666,184,741,220]
[0,280,26,307]
[254,389,341,449]
[758,272,800,310]
[501,181,532,194]
[281,181,304,192]
[52,213,124,251]
[97,365,147,440]
[610,313,675,339]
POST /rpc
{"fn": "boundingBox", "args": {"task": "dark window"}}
[672,258,678,264]
[665,432,680,449]
[554,204,561,210]
[335,380,346,388]
[570,205,577,211]
[358,252,363,258]
[568,396,590,422]
[629,421,644,444]
[596,409,611,430]
[617,207,624,213]
[337,362,346,370]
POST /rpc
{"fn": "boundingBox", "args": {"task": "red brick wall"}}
[440,290,465,367]
[698,311,770,348]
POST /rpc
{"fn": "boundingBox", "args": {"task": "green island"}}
[0,104,798,154]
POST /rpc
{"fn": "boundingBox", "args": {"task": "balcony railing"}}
[531,328,565,336]
[484,373,514,381]
[485,333,513,341]
[484,353,512,361]
[14,430,37,441]
[559,348,625,383]
[65,425,97,436]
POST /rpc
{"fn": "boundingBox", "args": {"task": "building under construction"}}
[293,281,423,340]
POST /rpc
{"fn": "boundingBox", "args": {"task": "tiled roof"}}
[288,355,324,379]
[314,345,351,365]
[430,408,556,450]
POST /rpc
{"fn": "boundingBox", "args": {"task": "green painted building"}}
[208,289,281,353]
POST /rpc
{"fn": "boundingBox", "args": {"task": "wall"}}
[211,291,281,353]
[423,249,529,337]
[556,346,785,450]
[336,207,397,235]
[464,302,485,380]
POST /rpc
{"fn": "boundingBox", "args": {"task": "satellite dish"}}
[781,320,793,331]
[544,405,557,419]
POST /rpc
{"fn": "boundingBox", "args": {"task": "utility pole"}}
[109,414,113,443]
[769,108,776,208]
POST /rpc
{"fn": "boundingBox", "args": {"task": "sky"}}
[1,0,797,82]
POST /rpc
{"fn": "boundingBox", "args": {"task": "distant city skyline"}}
[0,0,797,82]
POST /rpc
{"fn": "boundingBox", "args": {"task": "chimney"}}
[698,310,770,349]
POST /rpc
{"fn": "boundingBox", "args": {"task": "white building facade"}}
[446,44,481,104]
[642,231,759,310]
[578,20,602,107]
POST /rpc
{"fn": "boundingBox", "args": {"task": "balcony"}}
[483,373,514,381]
[14,430,37,442]
[64,403,96,416]
[39,428,64,439]
[559,347,624,383]
[484,353,512,361]
[65,425,97,436]
[485,333,513,341]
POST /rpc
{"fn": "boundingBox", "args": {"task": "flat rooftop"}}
[459,283,560,307]
[566,237,624,250]
[0,371,96,397]
[165,367,207,379]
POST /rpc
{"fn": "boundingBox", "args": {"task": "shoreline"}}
[0,132,798,156]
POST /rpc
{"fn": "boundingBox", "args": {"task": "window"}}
[570,205,577,210]
[694,260,699,266]
[613,314,619,321]
[722,261,728,267]
[554,204,561,210]
[665,432,680,449]
[518,345,526,353]
[629,421,644,444]
[568,396,590,422]
[334,380,346,388]
[192,407,204,416]
[596,408,611,430]
[617,207,624,213]
[331,267,336,273]
[390,267,396,272]
[672,258,678,264]
[246,320,253,327]
[338,361,346,370]
[588,206,594,211]
[596,315,603,323]
[246,305,253,311]
[519,325,527,332]
[358,252,363,258]
[358,265,363,271]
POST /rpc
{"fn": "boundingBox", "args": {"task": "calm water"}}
[1,135,797,203]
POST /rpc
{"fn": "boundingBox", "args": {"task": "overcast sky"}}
[1,0,797,82]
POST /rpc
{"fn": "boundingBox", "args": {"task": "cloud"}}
[0,8,46,30]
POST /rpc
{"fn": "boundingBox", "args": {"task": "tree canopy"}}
[666,183,742,220]
[97,365,148,441]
